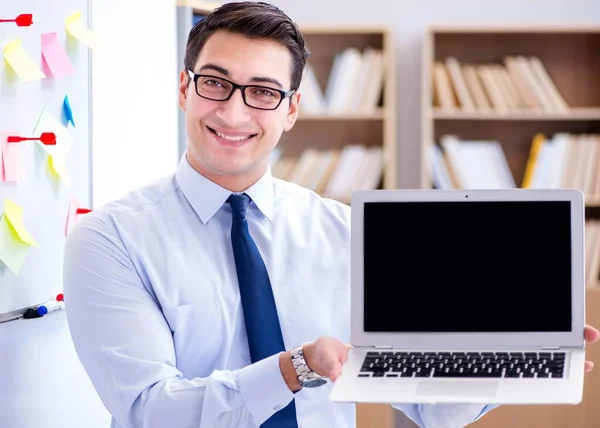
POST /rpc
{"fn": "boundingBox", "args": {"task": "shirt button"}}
[273,405,282,411]
[246,354,251,363]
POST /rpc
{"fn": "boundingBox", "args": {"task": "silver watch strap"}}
[291,345,313,383]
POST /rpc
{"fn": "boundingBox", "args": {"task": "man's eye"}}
[254,89,276,97]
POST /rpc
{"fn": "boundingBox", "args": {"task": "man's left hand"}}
[585,324,600,373]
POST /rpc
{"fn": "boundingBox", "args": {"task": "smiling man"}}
[63,2,599,428]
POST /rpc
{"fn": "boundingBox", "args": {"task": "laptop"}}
[329,188,586,404]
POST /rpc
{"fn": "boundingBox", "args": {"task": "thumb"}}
[329,360,344,381]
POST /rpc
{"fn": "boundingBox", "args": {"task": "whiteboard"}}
[0,1,110,427]
[0,0,91,314]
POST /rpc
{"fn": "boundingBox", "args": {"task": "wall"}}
[91,0,179,208]
[267,0,600,189]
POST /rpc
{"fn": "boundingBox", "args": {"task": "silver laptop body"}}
[329,188,586,404]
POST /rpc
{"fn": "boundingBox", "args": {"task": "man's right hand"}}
[279,336,351,392]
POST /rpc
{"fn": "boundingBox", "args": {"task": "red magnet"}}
[7,132,56,145]
[0,14,33,27]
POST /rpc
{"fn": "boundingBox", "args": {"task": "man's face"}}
[178,30,300,188]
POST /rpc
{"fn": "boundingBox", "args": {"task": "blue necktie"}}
[227,193,299,428]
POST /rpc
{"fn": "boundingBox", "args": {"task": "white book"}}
[298,64,326,113]
[327,48,363,112]
[325,145,367,198]
[361,50,384,111]
[429,144,455,189]
[356,146,384,191]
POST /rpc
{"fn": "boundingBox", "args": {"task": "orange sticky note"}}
[1,131,26,182]
[41,33,75,78]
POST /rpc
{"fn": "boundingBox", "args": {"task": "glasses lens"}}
[244,86,283,110]
[196,76,232,100]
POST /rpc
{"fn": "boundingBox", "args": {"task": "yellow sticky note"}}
[47,154,71,187]
[3,38,46,82]
[65,11,98,49]
[4,199,39,248]
[0,214,30,276]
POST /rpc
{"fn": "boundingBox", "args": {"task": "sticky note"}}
[1,131,26,181]
[0,214,30,276]
[65,195,81,236]
[2,38,46,82]
[3,198,39,247]
[63,95,75,127]
[41,32,75,78]
[65,11,98,50]
[47,154,70,187]
[32,108,74,157]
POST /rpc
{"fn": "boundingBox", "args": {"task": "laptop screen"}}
[363,200,572,333]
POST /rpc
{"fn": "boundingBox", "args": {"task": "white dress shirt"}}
[64,155,496,428]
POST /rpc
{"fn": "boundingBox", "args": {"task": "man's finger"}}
[329,363,343,381]
[585,325,600,343]
[585,361,594,373]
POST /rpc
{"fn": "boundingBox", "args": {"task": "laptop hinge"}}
[374,345,393,349]
[542,346,560,350]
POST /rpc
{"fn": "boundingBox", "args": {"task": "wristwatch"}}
[291,345,328,388]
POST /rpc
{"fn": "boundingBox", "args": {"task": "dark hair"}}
[184,2,310,91]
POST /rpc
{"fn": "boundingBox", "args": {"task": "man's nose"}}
[216,88,252,123]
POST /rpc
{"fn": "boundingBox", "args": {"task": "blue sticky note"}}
[62,95,75,127]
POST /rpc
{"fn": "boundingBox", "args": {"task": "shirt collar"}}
[175,153,274,224]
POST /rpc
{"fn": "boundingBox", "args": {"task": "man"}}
[64,2,599,428]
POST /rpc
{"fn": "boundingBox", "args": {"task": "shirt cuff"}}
[234,353,295,425]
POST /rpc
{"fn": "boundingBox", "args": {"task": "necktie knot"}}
[227,193,251,220]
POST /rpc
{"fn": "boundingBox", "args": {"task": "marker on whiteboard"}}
[36,300,65,317]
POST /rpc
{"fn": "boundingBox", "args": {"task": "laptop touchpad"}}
[416,380,498,397]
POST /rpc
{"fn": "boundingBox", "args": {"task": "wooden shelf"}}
[431,107,600,121]
[298,109,385,121]
[421,25,600,188]
[427,24,600,34]
[423,25,600,428]
[176,0,219,13]
[274,25,397,201]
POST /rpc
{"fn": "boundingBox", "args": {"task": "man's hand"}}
[585,324,599,373]
[302,336,351,382]
[279,336,350,392]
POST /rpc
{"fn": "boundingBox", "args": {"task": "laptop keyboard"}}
[359,351,565,379]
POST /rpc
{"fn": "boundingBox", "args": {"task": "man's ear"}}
[284,91,301,132]
[178,70,190,112]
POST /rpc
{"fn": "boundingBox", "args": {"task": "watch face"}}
[303,377,328,388]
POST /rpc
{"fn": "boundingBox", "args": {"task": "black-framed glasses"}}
[187,70,296,111]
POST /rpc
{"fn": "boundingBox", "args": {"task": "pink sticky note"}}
[1,132,26,182]
[41,33,75,78]
[65,195,79,236]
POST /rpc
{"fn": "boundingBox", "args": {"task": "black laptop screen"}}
[363,200,572,333]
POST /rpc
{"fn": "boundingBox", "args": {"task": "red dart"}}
[76,208,92,214]
[0,14,33,26]
[7,132,56,145]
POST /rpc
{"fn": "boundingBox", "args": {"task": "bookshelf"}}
[272,25,397,205]
[422,25,600,428]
